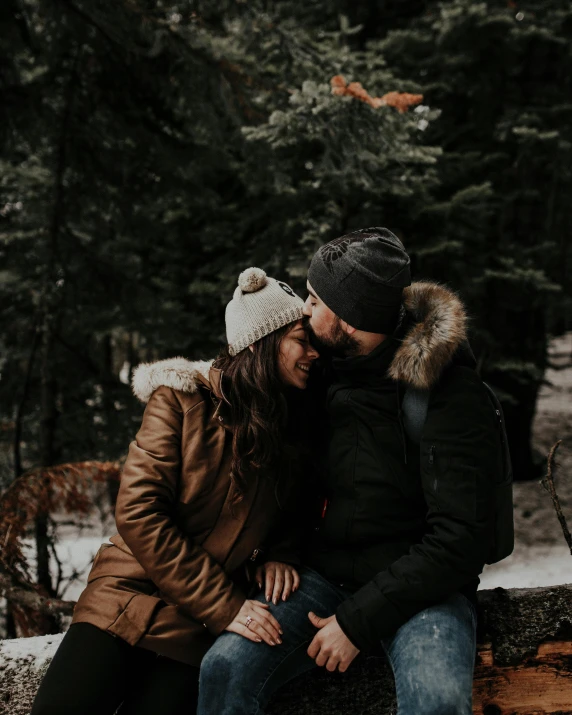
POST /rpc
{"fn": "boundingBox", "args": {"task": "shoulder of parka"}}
[423,365,498,442]
[144,383,207,420]
[389,282,468,390]
[131,357,213,404]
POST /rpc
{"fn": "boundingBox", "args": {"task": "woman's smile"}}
[278,321,319,389]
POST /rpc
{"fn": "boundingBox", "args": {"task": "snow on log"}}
[2,585,572,715]
[0,634,63,715]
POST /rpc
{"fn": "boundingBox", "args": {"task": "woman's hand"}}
[225,599,283,646]
[255,561,300,605]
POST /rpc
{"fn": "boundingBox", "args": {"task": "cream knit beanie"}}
[225,268,304,356]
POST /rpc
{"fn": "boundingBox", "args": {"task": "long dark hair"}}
[213,322,304,503]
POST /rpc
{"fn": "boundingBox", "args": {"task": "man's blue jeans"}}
[198,567,477,715]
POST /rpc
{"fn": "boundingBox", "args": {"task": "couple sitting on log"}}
[31,228,513,715]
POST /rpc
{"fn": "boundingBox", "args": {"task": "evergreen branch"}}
[58,0,206,135]
[61,0,216,68]
[240,2,330,71]
[58,0,127,53]
[541,440,572,555]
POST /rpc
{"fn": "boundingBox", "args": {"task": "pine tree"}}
[1,0,437,630]
[354,0,572,478]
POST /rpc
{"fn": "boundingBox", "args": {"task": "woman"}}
[31,267,319,715]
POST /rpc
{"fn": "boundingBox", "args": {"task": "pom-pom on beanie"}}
[225,268,304,356]
[308,227,411,334]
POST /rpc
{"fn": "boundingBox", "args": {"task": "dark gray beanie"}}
[308,227,411,333]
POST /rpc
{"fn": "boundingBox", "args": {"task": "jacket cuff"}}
[201,587,245,636]
[336,583,405,652]
[263,548,302,567]
[335,607,363,651]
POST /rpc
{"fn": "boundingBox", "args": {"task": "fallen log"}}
[0,572,75,618]
[2,584,572,715]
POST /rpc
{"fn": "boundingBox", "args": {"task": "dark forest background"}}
[1,0,572,634]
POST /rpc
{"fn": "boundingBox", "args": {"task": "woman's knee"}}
[30,695,58,715]
[30,624,127,715]
[31,689,98,715]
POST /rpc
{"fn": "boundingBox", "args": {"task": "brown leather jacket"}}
[73,359,298,666]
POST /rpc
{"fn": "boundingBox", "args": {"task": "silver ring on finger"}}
[245,615,254,629]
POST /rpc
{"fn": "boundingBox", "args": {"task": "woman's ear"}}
[248,344,255,353]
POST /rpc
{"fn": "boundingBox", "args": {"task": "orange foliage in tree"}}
[0,461,122,581]
[330,75,423,113]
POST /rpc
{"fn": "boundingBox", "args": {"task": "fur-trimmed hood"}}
[131,282,468,402]
[389,281,468,390]
[132,358,214,404]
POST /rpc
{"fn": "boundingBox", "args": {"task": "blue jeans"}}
[198,567,476,715]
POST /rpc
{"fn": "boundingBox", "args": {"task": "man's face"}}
[303,282,358,356]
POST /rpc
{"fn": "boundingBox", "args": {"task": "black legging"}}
[31,623,199,715]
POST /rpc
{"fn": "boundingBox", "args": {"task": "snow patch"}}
[480,544,572,590]
[0,633,64,671]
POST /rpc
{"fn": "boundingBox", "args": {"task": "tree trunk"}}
[102,334,120,507]
[34,323,59,634]
[497,377,543,482]
[484,287,548,482]
[29,44,81,634]
[7,326,41,637]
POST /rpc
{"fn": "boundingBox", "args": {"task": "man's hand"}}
[307,612,360,672]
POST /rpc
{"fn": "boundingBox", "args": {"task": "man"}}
[198,228,506,715]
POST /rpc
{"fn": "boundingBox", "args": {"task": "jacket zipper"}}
[428,444,439,503]
[396,382,408,464]
[429,444,435,466]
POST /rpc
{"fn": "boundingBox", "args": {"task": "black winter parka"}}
[306,282,504,652]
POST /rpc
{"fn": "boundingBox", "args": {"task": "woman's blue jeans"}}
[198,567,476,715]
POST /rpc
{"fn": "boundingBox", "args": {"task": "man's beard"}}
[303,316,359,358]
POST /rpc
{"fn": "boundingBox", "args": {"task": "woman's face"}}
[277,321,319,389]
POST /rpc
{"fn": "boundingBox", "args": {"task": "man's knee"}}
[200,633,252,688]
[426,683,471,715]
[401,675,472,715]
[200,641,235,683]
[198,636,266,714]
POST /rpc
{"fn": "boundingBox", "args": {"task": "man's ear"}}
[341,320,358,336]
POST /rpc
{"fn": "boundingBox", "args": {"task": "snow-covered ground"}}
[22,535,111,601]
[0,632,62,669]
[480,332,572,590]
[480,543,571,589]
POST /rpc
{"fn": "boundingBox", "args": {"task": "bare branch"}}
[48,529,64,595]
[546,360,572,371]
[540,440,572,555]
[0,570,75,617]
